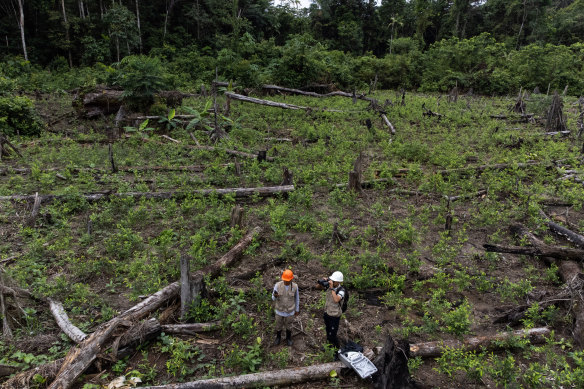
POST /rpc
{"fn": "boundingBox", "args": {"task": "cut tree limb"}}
[381,114,396,135]
[49,298,88,344]
[409,327,550,358]
[540,210,584,249]
[24,228,260,389]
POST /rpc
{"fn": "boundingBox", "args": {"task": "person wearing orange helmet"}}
[272,269,299,346]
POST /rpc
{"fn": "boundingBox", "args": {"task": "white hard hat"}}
[329,271,344,282]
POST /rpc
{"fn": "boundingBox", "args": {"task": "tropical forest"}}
[1,1,584,388]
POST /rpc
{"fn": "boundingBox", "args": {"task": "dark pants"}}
[323,312,341,348]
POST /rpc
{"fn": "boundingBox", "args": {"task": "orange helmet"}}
[282,269,294,281]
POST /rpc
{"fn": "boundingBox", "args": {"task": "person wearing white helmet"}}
[316,271,345,349]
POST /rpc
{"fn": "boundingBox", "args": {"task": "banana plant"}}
[124,118,155,138]
[158,108,179,132]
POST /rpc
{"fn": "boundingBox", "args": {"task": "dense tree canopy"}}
[0,0,583,95]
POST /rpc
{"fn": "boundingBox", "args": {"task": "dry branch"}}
[540,210,584,249]
[48,299,88,344]
[6,228,261,389]
[409,327,550,358]
[380,114,396,135]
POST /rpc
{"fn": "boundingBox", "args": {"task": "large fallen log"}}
[1,318,161,388]
[6,228,261,389]
[161,322,220,336]
[137,361,347,389]
[48,299,87,344]
[483,224,584,262]
[0,365,19,378]
[0,185,295,203]
[409,327,550,358]
[48,318,123,389]
[140,136,274,161]
[261,84,376,102]
[485,223,584,345]
[226,92,306,110]
[0,164,232,176]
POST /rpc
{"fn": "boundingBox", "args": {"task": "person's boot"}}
[286,330,293,346]
[273,331,281,346]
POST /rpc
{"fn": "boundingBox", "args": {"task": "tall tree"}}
[16,0,27,60]
[135,0,142,53]
[0,0,29,60]
[60,0,72,66]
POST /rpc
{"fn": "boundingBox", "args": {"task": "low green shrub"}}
[0,96,43,136]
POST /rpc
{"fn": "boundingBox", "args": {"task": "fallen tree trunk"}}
[226,92,306,110]
[0,365,19,377]
[9,228,261,389]
[409,327,550,358]
[225,92,345,113]
[137,361,347,389]
[161,322,220,335]
[483,223,584,262]
[48,299,87,344]
[482,242,584,261]
[261,84,376,102]
[0,185,295,203]
[2,318,162,388]
[140,136,274,161]
[0,164,232,176]
[48,318,123,389]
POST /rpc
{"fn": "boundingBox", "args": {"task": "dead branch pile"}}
[484,222,584,346]
[2,227,261,389]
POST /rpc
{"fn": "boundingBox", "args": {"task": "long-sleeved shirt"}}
[272,283,299,316]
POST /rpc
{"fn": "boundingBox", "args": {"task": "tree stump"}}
[348,171,361,192]
[372,335,416,389]
[257,150,267,162]
[230,205,245,228]
[281,167,293,185]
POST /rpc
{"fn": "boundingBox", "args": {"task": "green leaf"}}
[168,109,175,121]
[139,119,149,131]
